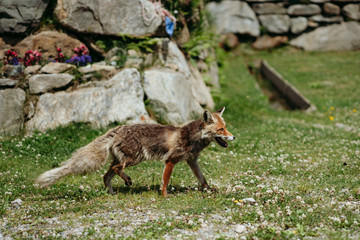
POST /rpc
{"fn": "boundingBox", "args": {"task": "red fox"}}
[36,107,235,197]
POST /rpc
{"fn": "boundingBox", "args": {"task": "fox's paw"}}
[107,188,116,195]
[202,186,217,193]
[124,177,132,186]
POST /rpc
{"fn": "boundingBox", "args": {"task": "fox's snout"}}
[220,132,235,141]
[222,135,235,141]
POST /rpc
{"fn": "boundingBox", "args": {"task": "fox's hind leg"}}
[112,163,132,187]
[104,167,117,195]
[104,158,132,194]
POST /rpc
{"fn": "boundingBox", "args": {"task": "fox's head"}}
[202,107,235,148]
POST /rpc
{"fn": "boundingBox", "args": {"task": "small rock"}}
[235,224,247,234]
[220,33,239,49]
[29,74,74,94]
[252,35,288,50]
[288,4,321,16]
[291,17,308,34]
[242,198,256,205]
[3,65,25,78]
[253,3,286,15]
[259,14,290,34]
[0,88,26,136]
[343,4,360,21]
[310,15,343,23]
[11,198,22,208]
[24,65,41,75]
[40,62,75,74]
[324,2,340,15]
[308,19,319,28]
[310,0,329,3]
[0,78,17,88]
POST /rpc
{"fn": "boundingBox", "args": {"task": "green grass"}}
[1,47,359,239]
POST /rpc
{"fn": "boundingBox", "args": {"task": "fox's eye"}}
[218,128,224,132]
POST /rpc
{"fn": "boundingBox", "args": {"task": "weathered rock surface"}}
[40,62,76,74]
[156,40,214,109]
[189,65,215,109]
[309,15,343,23]
[198,48,220,88]
[253,3,286,15]
[288,4,321,16]
[3,65,25,78]
[324,2,341,15]
[252,35,288,50]
[26,69,149,132]
[24,65,41,75]
[55,0,162,37]
[343,4,360,20]
[144,68,203,125]
[29,74,74,94]
[0,88,25,135]
[14,31,85,60]
[206,1,260,37]
[259,14,290,34]
[310,0,329,3]
[290,22,360,51]
[0,0,49,35]
[0,78,17,88]
[0,38,11,60]
[291,17,308,34]
[79,63,118,81]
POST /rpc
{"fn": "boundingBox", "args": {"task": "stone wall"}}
[207,0,360,51]
[0,38,214,136]
[0,0,217,136]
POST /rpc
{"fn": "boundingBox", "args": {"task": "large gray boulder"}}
[206,1,260,37]
[0,0,49,35]
[29,74,74,94]
[259,15,290,34]
[0,89,26,135]
[143,68,204,125]
[26,69,150,132]
[290,22,360,51]
[155,40,214,110]
[55,0,162,37]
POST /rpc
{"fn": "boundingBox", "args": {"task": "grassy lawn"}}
[1,47,359,239]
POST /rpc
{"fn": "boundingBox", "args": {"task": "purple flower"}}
[66,55,92,66]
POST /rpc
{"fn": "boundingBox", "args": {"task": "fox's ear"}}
[203,109,214,124]
[215,107,225,117]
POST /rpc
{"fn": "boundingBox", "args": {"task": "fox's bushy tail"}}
[36,133,113,188]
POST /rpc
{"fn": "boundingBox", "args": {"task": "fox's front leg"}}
[187,158,211,190]
[161,160,175,197]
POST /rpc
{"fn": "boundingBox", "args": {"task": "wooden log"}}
[260,60,315,111]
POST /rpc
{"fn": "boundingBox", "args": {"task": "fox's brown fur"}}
[36,107,235,196]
